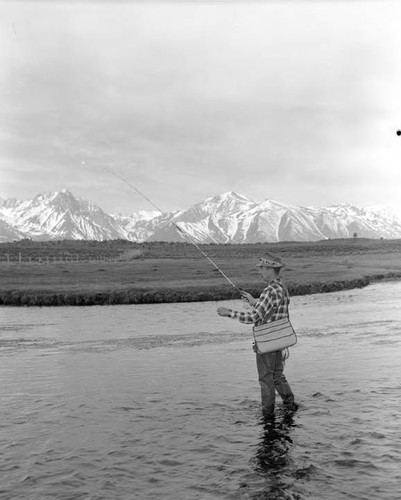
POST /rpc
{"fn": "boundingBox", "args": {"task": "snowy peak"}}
[0,189,124,241]
[177,192,254,223]
[201,192,255,214]
[31,189,82,213]
[1,190,401,243]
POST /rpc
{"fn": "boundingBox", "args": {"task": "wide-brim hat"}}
[256,253,285,269]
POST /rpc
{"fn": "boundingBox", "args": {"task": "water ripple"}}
[1,282,401,499]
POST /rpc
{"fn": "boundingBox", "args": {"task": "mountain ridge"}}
[1,189,401,243]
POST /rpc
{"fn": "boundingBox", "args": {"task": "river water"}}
[0,281,400,500]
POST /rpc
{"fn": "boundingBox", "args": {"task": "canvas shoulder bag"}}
[252,287,297,354]
[253,317,297,354]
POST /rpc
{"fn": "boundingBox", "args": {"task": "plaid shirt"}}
[229,278,290,326]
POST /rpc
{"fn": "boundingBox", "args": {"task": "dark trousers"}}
[256,350,294,415]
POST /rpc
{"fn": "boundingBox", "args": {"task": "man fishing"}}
[103,169,295,418]
[217,253,296,417]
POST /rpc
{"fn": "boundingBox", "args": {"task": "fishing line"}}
[103,166,241,292]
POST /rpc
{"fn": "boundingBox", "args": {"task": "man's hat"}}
[256,252,285,269]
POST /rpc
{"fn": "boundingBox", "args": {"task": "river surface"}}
[1,281,401,500]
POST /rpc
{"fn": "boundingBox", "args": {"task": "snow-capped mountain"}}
[148,192,256,243]
[0,190,124,241]
[1,189,401,243]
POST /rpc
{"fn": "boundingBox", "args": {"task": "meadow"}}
[1,238,401,306]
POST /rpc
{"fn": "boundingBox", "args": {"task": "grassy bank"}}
[1,238,401,306]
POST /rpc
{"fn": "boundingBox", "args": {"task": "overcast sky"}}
[1,0,401,215]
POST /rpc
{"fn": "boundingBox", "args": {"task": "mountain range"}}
[1,189,401,243]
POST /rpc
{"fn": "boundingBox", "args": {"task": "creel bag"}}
[253,317,297,354]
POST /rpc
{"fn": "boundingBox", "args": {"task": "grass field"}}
[1,239,401,306]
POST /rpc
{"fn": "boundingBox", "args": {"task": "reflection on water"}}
[255,411,296,475]
[252,410,299,500]
[1,282,401,499]
[243,406,320,500]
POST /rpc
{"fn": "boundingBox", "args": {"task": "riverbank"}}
[1,239,401,306]
[2,275,400,307]
[0,276,376,306]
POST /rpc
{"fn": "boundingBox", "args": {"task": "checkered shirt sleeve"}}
[228,280,290,326]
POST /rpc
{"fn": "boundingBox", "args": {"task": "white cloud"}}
[1,1,401,214]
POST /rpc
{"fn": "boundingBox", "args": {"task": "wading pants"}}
[256,350,294,415]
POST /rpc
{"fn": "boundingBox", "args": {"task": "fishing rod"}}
[104,167,241,293]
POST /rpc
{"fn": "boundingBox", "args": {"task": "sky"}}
[1,0,401,215]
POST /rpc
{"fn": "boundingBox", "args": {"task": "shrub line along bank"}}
[2,274,400,307]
